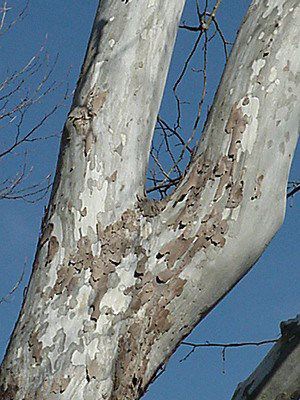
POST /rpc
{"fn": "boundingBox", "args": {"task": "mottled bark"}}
[232,316,300,400]
[0,0,299,399]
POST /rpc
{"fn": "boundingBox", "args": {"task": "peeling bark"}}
[0,1,299,399]
[232,316,300,400]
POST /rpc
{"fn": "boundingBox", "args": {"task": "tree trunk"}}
[0,1,299,399]
[232,316,300,400]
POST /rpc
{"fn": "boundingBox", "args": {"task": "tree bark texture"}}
[232,316,300,400]
[0,0,299,399]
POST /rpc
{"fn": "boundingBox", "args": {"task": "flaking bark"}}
[0,0,299,399]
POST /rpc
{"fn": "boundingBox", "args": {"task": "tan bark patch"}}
[107,170,118,183]
[226,103,248,160]
[251,174,264,200]
[156,268,174,283]
[86,358,101,381]
[51,375,70,394]
[91,90,108,112]
[50,265,77,298]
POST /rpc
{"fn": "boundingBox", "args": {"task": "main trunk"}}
[1,1,299,399]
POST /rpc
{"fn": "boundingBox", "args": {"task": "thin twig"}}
[287,182,300,198]
[0,264,26,305]
[180,338,279,363]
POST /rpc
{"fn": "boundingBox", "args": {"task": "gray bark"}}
[232,316,300,400]
[0,0,299,399]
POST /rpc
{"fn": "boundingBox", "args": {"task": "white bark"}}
[0,1,299,399]
[232,316,300,400]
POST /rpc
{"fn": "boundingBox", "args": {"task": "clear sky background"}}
[0,1,299,399]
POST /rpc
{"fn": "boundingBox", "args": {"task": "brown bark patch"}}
[112,327,145,400]
[156,268,174,284]
[159,236,193,267]
[0,383,19,400]
[39,223,54,247]
[225,103,248,136]
[29,330,43,365]
[47,236,59,264]
[89,209,140,320]
[135,253,148,278]
[226,180,244,208]
[50,265,78,298]
[226,103,248,160]
[138,198,168,218]
[148,308,171,334]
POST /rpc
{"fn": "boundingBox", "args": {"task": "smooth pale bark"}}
[232,316,300,400]
[0,1,299,399]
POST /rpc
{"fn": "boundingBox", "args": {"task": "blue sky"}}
[0,1,299,399]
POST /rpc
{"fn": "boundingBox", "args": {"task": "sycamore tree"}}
[0,1,299,400]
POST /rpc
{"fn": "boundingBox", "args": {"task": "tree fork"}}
[0,1,299,399]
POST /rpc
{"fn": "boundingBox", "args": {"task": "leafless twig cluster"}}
[147,0,299,203]
[147,0,231,198]
[0,1,69,203]
[0,0,28,36]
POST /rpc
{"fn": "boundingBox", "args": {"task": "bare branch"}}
[0,22,71,203]
[204,0,222,30]
[180,338,279,363]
